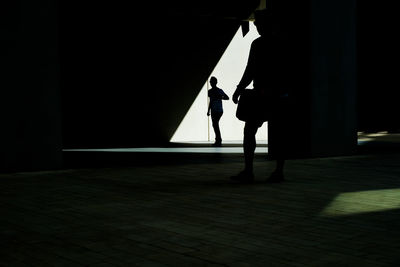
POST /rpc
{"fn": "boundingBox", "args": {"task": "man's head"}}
[210,76,217,87]
[254,9,277,36]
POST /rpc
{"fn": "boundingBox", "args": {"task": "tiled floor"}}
[1,149,400,266]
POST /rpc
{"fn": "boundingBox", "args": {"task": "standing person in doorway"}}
[207,76,229,147]
[231,9,292,183]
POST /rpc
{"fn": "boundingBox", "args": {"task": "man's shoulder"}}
[210,87,223,92]
[250,37,267,53]
[214,87,225,94]
[209,88,218,97]
[252,36,264,46]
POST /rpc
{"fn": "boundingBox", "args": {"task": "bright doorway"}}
[171,22,268,144]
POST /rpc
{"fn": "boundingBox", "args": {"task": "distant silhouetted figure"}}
[207,76,229,146]
[231,9,292,183]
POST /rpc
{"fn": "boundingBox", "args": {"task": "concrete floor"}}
[1,140,400,266]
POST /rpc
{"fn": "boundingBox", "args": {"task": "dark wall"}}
[357,3,400,133]
[1,1,62,172]
[61,1,258,148]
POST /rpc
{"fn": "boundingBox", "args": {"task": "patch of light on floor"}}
[170,22,267,143]
[357,131,389,142]
[320,188,400,217]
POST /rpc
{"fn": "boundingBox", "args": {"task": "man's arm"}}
[233,41,256,104]
[221,90,230,100]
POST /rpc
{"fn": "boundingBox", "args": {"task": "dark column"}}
[0,1,62,172]
[268,0,357,158]
[309,0,357,156]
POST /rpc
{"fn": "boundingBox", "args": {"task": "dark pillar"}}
[0,1,62,172]
[269,0,357,158]
[309,0,357,156]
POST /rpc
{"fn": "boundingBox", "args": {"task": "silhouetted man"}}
[231,9,291,183]
[207,76,229,146]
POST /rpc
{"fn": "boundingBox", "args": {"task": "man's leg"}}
[230,121,262,182]
[243,121,260,173]
[211,112,222,145]
[267,105,288,183]
[276,158,285,174]
[266,144,285,183]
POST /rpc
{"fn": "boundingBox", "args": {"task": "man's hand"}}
[232,92,239,104]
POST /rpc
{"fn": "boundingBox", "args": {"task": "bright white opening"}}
[171,22,267,143]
